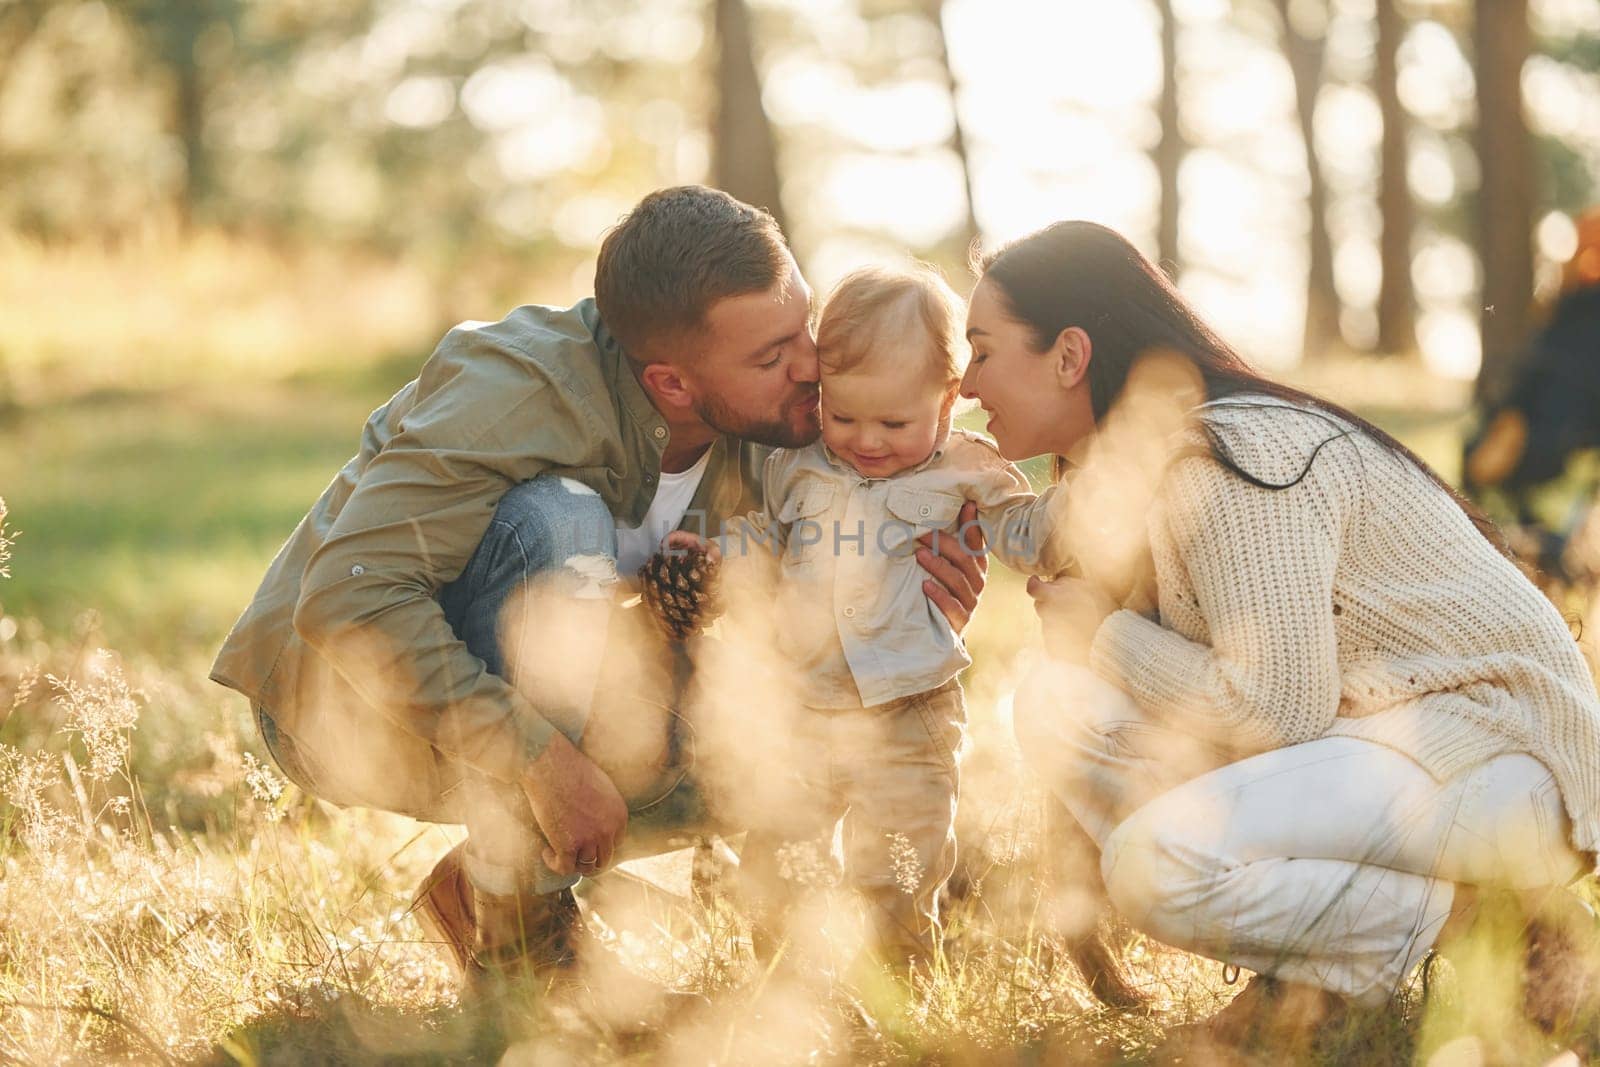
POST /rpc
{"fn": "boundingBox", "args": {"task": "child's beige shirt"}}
[729,429,1070,708]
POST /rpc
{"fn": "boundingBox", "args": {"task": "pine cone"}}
[638,542,723,641]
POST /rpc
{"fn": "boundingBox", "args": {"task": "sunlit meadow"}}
[0,238,1596,1065]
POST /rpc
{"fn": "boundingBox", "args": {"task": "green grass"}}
[1,346,1597,1064]
[0,366,417,664]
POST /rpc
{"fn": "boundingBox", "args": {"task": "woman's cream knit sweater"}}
[1087,395,1600,861]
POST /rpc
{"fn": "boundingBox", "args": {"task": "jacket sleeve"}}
[1087,448,1349,754]
[291,323,597,784]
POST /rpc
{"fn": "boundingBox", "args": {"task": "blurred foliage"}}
[1542,30,1600,72]
[2,1,1595,287]
[4,0,712,258]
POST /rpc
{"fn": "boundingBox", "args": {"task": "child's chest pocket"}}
[884,485,965,554]
[778,481,836,566]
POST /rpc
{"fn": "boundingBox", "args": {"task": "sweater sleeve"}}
[1087,446,1348,753]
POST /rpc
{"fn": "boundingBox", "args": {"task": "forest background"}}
[0,0,1597,1062]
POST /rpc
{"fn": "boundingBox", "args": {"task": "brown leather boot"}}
[412,842,479,979]
[410,842,584,987]
[1154,975,1348,1062]
[1522,890,1600,1058]
[412,844,705,1032]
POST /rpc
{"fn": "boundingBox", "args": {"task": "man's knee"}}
[487,476,620,595]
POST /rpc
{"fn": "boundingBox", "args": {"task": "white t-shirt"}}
[614,445,713,584]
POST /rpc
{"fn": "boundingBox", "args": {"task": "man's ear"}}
[1053,327,1092,389]
[639,360,697,411]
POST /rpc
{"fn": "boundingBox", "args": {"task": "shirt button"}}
[350,564,365,576]
[653,427,667,439]
[843,606,856,618]
[919,504,931,517]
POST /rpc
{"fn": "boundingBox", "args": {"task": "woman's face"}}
[960,277,1095,461]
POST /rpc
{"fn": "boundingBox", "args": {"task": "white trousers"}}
[1014,659,1586,1005]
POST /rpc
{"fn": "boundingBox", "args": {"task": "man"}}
[211,186,987,988]
[1463,207,1600,581]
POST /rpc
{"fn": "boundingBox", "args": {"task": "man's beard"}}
[694,387,821,449]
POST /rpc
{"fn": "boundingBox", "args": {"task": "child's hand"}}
[662,529,722,564]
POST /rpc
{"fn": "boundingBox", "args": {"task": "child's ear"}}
[1053,327,1092,389]
[940,380,962,416]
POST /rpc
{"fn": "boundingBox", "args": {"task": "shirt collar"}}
[818,432,951,481]
[591,301,670,455]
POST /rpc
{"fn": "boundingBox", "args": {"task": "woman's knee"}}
[1012,658,1115,756]
[1099,804,1213,937]
[1010,658,1151,794]
[1010,662,1063,760]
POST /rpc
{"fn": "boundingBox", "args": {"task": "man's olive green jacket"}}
[211,300,767,789]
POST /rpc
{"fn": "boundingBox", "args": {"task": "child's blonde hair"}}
[816,263,967,387]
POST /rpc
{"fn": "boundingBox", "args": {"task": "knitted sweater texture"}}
[1088,396,1600,860]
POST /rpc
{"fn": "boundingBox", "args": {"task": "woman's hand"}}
[1027,573,1118,664]
[917,501,989,634]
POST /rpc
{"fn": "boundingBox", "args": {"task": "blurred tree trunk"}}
[1153,0,1184,278]
[924,0,980,258]
[0,1,44,101]
[1374,0,1416,355]
[712,0,789,233]
[123,1,238,231]
[173,38,207,231]
[1273,0,1340,360]
[1472,0,1535,404]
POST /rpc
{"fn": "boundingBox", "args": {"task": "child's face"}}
[819,361,953,479]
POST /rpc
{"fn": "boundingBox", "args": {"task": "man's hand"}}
[1026,574,1118,665]
[916,500,989,634]
[520,730,629,877]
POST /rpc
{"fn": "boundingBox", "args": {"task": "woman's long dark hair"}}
[978,220,1513,559]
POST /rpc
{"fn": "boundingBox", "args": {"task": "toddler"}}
[722,264,1076,967]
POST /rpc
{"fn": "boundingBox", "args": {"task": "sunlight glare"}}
[1335,237,1381,306]
[1414,238,1477,303]
[1408,135,1458,205]
[495,103,610,181]
[833,80,955,152]
[1398,21,1474,127]
[763,57,853,126]
[384,75,455,129]
[819,152,970,248]
[1316,85,1381,184]
[1419,309,1482,381]
[461,57,567,130]
[1538,211,1579,263]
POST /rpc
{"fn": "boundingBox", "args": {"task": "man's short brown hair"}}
[594,186,790,362]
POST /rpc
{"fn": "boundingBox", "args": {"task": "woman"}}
[961,220,1600,1048]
